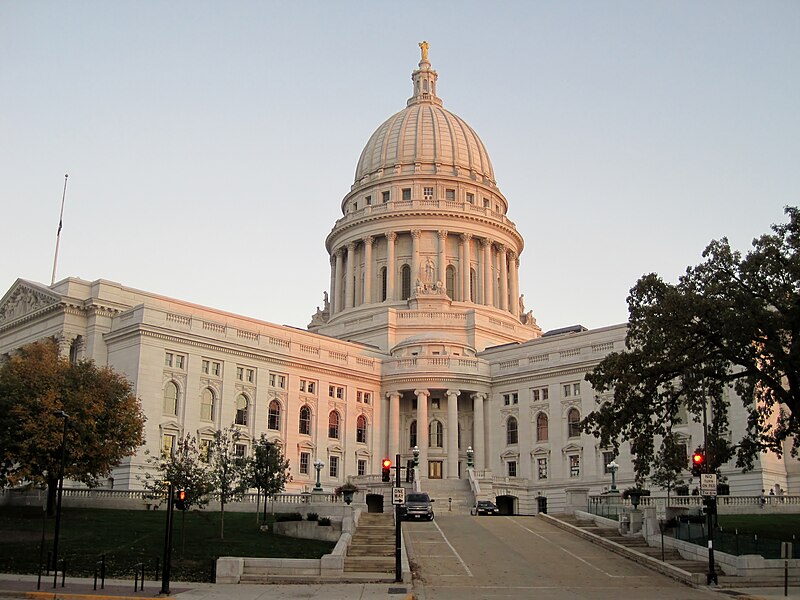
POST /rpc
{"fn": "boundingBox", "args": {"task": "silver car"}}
[403,492,435,521]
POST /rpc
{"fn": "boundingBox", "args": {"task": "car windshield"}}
[477,501,494,507]
[407,494,429,502]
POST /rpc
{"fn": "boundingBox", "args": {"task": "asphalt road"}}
[405,514,720,600]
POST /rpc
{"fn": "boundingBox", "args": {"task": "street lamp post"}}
[51,410,69,588]
[701,385,718,585]
[466,446,474,468]
[606,461,619,493]
[313,459,324,491]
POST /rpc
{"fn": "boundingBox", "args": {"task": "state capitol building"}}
[1,44,793,513]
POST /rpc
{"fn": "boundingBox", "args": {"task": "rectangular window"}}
[329,456,339,479]
[532,387,548,402]
[162,434,175,457]
[466,192,474,204]
[175,355,184,370]
[246,368,255,383]
[363,392,371,404]
[537,458,548,480]
[573,383,581,396]
[382,191,390,203]
[483,198,490,208]
[201,360,210,374]
[563,384,571,397]
[300,379,317,394]
[603,451,616,473]
[199,439,211,462]
[329,385,344,399]
[431,398,440,410]
[365,195,372,205]
[508,461,517,477]
[570,455,580,478]
[353,202,357,211]
[235,444,247,458]
[270,373,287,389]
[236,367,244,381]
[357,459,367,476]
[502,393,518,405]
[165,352,173,367]
[402,188,411,201]
[211,361,221,377]
[423,187,434,200]
[445,189,455,201]
[299,452,310,475]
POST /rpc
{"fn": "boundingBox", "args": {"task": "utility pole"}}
[702,386,718,585]
[395,453,402,583]
[160,481,175,595]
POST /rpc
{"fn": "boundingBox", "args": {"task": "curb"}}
[0,593,162,600]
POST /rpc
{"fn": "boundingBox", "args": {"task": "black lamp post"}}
[52,410,69,587]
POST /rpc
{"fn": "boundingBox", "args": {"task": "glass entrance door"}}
[428,460,443,479]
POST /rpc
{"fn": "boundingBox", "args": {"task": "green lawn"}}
[716,513,800,540]
[0,506,335,582]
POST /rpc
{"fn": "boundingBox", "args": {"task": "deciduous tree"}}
[0,339,145,514]
[207,425,247,539]
[584,207,800,478]
[243,434,292,523]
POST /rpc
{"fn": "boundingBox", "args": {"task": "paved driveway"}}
[404,514,718,600]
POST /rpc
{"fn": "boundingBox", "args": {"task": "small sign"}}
[655,498,667,520]
[392,487,405,505]
[700,474,718,495]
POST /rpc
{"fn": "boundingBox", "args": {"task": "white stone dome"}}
[353,45,496,187]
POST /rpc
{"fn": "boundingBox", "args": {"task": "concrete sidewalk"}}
[0,574,413,600]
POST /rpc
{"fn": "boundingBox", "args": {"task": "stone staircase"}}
[552,514,800,588]
[420,478,474,514]
[344,512,395,574]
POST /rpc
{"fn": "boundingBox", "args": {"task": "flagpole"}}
[51,174,69,286]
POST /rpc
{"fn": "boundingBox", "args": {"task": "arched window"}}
[567,408,581,438]
[328,410,340,439]
[268,399,281,431]
[401,264,411,300]
[507,416,518,445]
[163,381,178,415]
[380,266,388,301]
[235,394,249,426]
[409,420,417,448]
[536,412,549,442]
[200,388,215,421]
[469,267,477,302]
[446,265,456,300]
[429,420,443,448]
[299,405,311,435]
[356,414,367,443]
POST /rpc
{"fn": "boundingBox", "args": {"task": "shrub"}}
[307,512,319,522]
[275,512,303,522]
[318,517,331,526]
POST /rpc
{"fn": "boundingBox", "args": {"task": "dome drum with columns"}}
[310,43,541,354]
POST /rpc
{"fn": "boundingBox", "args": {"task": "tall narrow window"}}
[299,405,311,435]
[507,416,518,445]
[445,265,456,300]
[536,413,549,442]
[328,410,340,439]
[200,388,215,421]
[469,268,477,302]
[429,420,443,448]
[409,420,417,448]
[235,394,249,426]
[380,266,388,301]
[268,399,281,430]
[163,381,178,416]
[401,264,411,300]
[299,452,310,475]
[356,415,367,443]
[567,408,581,438]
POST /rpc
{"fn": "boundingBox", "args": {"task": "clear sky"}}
[1,1,797,333]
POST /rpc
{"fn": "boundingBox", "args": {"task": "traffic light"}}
[691,451,705,477]
[173,488,188,511]
[381,458,392,482]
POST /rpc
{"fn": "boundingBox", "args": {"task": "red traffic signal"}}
[691,451,705,477]
[173,489,188,511]
[381,459,392,482]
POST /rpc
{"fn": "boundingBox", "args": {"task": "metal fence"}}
[672,523,799,559]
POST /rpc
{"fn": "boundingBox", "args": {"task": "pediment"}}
[0,280,61,326]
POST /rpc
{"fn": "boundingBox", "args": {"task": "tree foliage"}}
[243,434,291,522]
[584,207,800,478]
[207,425,248,539]
[138,434,213,510]
[0,339,145,506]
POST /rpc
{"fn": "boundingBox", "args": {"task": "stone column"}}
[345,242,356,310]
[446,389,460,478]
[387,390,401,461]
[329,255,337,315]
[508,250,519,317]
[498,245,508,312]
[461,233,472,302]
[472,392,486,470]
[437,230,448,286]
[333,248,344,314]
[411,230,421,287]
[415,389,430,478]
[482,239,494,307]
[457,236,465,301]
[363,235,374,305]
[386,232,396,301]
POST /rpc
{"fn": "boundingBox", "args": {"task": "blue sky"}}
[1,1,797,332]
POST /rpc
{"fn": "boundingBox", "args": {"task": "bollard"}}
[154,556,160,581]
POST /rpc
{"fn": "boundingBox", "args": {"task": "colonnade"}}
[328,229,520,318]
[385,389,487,479]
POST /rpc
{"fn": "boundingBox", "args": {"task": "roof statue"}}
[419,40,430,63]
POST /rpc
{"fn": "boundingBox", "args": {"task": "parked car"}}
[471,500,499,516]
[403,492,435,521]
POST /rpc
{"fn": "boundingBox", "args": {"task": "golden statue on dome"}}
[419,40,429,62]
